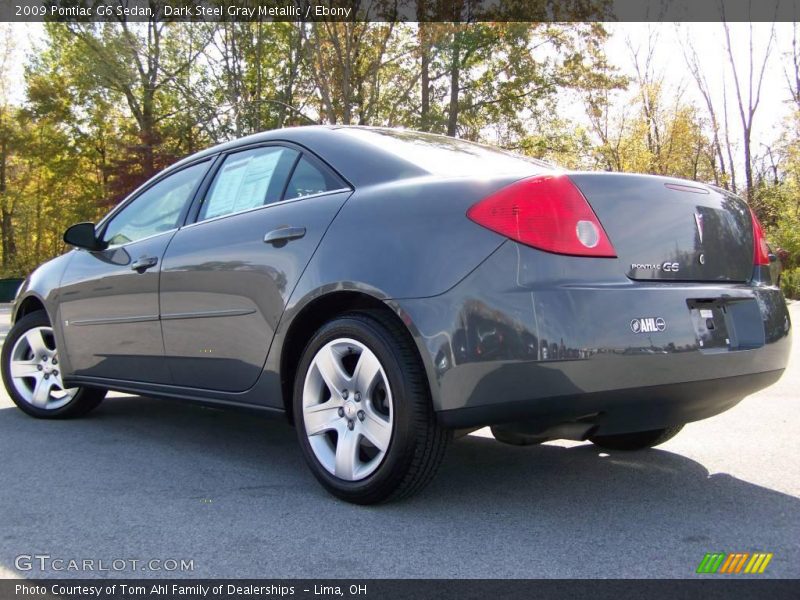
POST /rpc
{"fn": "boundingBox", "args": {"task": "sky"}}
[2,21,796,164]
[604,22,796,151]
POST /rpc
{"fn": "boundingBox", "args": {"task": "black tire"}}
[589,425,683,451]
[293,310,450,504]
[1,310,106,419]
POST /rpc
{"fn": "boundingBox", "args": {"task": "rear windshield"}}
[337,128,551,178]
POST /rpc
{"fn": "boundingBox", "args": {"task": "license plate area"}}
[687,298,765,351]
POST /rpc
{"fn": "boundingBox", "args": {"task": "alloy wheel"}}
[302,337,394,481]
[8,326,77,410]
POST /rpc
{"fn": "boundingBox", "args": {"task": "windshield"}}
[337,128,551,178]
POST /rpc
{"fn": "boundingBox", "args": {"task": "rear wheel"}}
[293,311,450,504]
[1,310,106,419]
[589,425,683,451]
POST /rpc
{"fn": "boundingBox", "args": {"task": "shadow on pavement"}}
[0,394,796,578]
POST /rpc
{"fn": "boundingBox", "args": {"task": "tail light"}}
[749,207,771,266]
[466,174,616,257]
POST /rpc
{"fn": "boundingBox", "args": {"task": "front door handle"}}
[264,226,306,247]
[131,256,158,273]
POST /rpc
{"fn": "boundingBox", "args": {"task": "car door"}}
[159,144,351,392]
[58,160,211,383]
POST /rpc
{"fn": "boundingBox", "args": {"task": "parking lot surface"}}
[0,303,797,578]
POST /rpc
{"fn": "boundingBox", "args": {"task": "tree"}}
[202,22,315,139]
[681,37,732,188]
[303,21,398,125]
[785,22,800,108]
[53,15,214,180]
[722,21,775,202]
[0,24,18,269]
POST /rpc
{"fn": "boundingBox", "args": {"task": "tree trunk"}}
[743,125,753,200]
[140,91,156,177]
[0,121,14,268]
[1,209,16,270]
[447,30,460,137]
[255,22,263,131]
[419,23,430,131]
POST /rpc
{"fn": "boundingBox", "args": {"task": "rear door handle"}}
[264,226,306,247]
[130,256,158,273]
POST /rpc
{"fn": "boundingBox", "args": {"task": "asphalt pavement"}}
[0,303,797,579]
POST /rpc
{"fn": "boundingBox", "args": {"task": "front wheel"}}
[293,311,450,504]
[1,310,106,419]
[589,425,683,451]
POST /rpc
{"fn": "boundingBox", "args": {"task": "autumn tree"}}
[0,24,18,269]
[51,17,214,181]
[723,21,775,203]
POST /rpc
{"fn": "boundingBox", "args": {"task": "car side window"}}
[103,161,209,246]
[284,156,342,200]
[198,146,299,221]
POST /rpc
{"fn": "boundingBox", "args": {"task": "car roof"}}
[168,125,552,188]
[169,126,430,187]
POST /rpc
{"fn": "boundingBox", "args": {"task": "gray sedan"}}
[1,126,791,504]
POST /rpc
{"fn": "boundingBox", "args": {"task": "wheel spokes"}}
[51,371,67,392]
[302,337,394,482]
[360,408,392,452]
[24,328,50,360]
[352,349,382,396]
[304,399,343,436]
[30,375,54,408]
[334,427,360,480]
[9,325,77,410]
[313,344,350,397]
[10,359,40,378]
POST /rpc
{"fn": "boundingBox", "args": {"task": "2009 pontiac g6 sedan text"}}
[2,126,791,504]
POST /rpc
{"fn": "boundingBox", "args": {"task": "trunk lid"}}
[569,173,754,282]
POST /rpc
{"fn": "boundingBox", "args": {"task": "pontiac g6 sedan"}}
[2,127,791,504]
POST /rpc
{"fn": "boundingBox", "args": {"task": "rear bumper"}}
[436,369,784,434]
[394,241,792,432]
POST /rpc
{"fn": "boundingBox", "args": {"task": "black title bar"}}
[2,579,800,600]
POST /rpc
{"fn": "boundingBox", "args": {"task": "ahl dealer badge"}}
[630,317,666,333]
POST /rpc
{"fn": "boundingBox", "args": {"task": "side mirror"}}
[63,222,106,251]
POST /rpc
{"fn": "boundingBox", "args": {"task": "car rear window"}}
[284,156,343,199]
[337,128,550,178]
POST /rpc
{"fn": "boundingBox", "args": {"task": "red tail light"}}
[749,207,771,266]
[467,174,616,257]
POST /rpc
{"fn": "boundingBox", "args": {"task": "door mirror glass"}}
[63,222,105,251]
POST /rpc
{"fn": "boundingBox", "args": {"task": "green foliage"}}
[0,20,627,278]
[0,19,798,286]
[761,110,800,274]
[780,268,800,300]
[768,209,800,269]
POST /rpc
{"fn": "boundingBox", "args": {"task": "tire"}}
[293,310,450,504]
[1,310,106,419]
[589,425,683,451]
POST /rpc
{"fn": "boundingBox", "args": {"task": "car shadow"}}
[0,394,797,578]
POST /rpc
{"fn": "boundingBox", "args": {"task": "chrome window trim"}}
[181,188,352,230]
[100,228,178,251]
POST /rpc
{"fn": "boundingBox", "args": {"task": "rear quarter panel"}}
[292,175,516,300]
